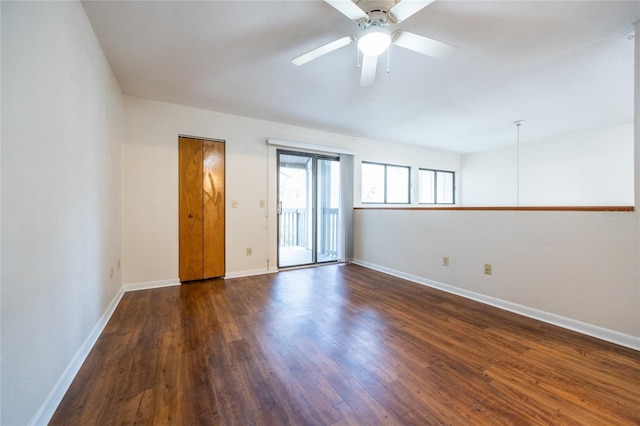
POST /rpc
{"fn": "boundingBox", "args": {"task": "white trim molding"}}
[29,288,126,426]
[30,278,180,425]
[123,278,180,292]
[352,259,640,351]
[225,267,278,279]
[267,137,355,156]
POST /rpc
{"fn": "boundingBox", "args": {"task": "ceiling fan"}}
[292,0,456,86]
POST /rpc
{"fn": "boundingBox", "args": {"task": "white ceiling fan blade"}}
[292,36,356,66]
[324,0,368,21]
[389,0,435,23]
[392,30,456,60]
[360,54,377,86]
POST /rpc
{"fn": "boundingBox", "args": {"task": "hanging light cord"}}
[514,121,524,206]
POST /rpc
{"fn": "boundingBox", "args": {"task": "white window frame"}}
[419,168,455,205]
[361,161,411,204]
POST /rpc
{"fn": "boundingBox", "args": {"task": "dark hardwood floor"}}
[51,264,640,425]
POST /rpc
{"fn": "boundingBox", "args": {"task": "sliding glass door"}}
[277,151,340,268]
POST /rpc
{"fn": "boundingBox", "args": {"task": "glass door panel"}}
[277,151,340,268]
[278,153,313,267]
[317,158,340,263]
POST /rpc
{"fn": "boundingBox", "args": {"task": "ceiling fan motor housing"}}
[359,10,391,30]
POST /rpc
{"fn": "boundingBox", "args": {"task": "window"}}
[419,169,455,204]
[362,162,410,204]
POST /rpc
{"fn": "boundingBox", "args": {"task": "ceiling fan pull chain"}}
[387,46,391,74]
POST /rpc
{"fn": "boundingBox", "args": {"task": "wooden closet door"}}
[179,137,204,281]
[202,140,225,278]
[179,136,225,282]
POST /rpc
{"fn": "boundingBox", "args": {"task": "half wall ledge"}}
[354,206,635,212]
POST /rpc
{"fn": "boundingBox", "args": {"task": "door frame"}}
[276,149,339,269]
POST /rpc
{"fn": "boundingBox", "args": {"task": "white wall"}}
[460,124,634,206]
[1,2,123,425]
[354,209,639,342]
[122,96,459,283]
[634,21,640,351]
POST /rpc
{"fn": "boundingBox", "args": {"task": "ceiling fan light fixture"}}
[358,26,391,57]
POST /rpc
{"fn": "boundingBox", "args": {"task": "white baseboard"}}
[123,278,180,292]
[225,267,278,279]
[29,287,126,426]
[30,278,184,425]
[352,259,640,351]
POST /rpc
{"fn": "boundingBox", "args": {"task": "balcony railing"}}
[320,208,338,258]
[280,208,308,247]
[279,208,338,259]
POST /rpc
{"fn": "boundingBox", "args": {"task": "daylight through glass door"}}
[277,151,340,268]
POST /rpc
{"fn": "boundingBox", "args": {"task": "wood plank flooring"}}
[51,264,640,425]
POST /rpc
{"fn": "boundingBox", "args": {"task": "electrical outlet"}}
[246,247,252,256]
[443,256,450,266]
[259,199,265,208]
[232,200,238,208]
[484,264,492,275]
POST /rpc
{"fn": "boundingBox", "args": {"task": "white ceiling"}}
[82,0,639,153]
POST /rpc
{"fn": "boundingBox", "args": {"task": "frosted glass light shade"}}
[358,27,391,56]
